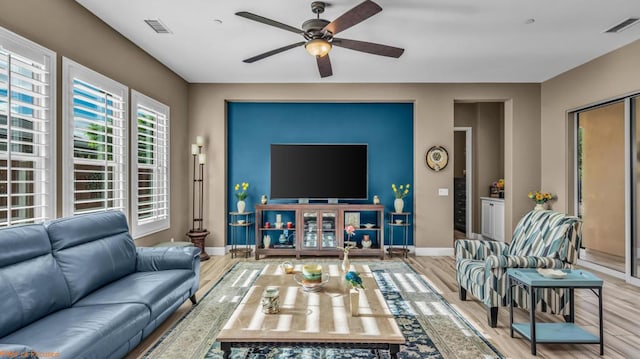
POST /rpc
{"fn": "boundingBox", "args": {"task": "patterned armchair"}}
[455,210,582,327]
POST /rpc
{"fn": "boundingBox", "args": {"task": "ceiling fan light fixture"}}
[305,39,332,57]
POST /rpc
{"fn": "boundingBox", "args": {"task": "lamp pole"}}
[187,137,210,261]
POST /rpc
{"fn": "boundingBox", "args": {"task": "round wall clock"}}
[426,146,449,172]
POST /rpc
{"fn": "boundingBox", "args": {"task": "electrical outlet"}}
[170,237,174,242]
[438,188,449,196]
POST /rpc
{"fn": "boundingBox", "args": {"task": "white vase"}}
[237,200,246,213]
[342,251,350,272]
[362,234,372,248]
[263,235,271,248]
[534,203,545,211]
[394,198,404,213]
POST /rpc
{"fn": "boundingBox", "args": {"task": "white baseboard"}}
[577,258,625,280]
[206,246,227,256]
[414,247,454,256]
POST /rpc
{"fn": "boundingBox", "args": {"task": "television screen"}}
[270,144,368,200]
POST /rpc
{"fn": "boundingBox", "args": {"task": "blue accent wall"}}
[227,102,414,245]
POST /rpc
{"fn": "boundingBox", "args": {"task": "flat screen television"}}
[270,144,368,200]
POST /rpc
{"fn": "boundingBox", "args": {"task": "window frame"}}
[0,26,56,226]
[130,90,170,238]
[62,57,128,217]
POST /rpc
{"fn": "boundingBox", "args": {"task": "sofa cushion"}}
[74,270,194,319]
[0,226,71,338]
[45,211,137,303]
[0,225,50,267]
[0,303,149,359]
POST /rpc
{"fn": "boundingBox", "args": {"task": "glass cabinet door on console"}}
[302,211,318,249]
[302,210,337,250]
[321,212,337,249]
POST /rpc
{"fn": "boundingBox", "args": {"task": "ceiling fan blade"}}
[243,41,306,63]
[323,0,382,36]
[333,38,404,58]
[316,55,333,78]
[235,11,304,34]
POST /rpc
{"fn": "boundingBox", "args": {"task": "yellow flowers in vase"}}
[528,191,554,210]
[234,182,249,213]
[234,182,249,200]
[391,183,410,199]
[528,191,553,204]
[391,183,410,213]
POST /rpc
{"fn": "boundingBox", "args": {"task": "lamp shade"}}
[305,39,332,57]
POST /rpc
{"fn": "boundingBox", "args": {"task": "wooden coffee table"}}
[216,263,405,358]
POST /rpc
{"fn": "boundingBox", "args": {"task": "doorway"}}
[454,102,505,240]
[454,127,472,240]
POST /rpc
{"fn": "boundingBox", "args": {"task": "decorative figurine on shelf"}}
[373,195,380,205]
[362,234,372,248]
[261,194,268,204]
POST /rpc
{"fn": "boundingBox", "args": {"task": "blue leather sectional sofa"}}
[0,211,201,359]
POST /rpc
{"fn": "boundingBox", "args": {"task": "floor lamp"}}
[187,136,210,261]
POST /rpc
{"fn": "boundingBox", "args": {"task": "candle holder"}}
[187,137,210,261]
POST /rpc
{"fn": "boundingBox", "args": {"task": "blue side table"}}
[507,268,604,356]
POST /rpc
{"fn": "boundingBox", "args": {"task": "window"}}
[0,27,56,226]
[62,58,127,216]
[130,90,169,237]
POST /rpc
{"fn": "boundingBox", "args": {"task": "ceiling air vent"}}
[144,19,172,34]
[604,17,640,33]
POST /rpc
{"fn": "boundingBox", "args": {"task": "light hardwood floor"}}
[127,255,640,359]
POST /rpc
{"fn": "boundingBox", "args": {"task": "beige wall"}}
[541,39,640,213]
[0,0,190,246]
[579,103,625,256]
[454,103,505,234]
[189,83,540,249]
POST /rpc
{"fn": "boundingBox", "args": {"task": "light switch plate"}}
[438,188,449,196]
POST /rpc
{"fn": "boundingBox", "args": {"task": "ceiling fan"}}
[235,0,404,78]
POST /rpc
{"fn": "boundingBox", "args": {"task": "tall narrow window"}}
[0,27,56,226]
[130,90,169,238]
[62,58,127,216]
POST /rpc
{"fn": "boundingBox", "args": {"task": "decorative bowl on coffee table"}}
[293,271,331,292]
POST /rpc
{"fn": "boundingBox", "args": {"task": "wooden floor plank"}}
[127,255,640,359]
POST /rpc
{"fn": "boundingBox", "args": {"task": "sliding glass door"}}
[576,101,626,273]
[575,94,640,284]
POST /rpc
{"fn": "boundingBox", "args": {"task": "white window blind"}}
[0,27,56,226]
[130,90,169,238]
[62,58,127,216]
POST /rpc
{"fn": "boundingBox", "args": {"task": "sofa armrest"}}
[455,239,509,261]
[136,247,201,272]
[0,344,38,359]
[485,255,564,271]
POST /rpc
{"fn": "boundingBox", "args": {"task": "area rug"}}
[143,260,503,359]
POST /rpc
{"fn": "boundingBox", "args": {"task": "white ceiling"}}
[75,0,640,83]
